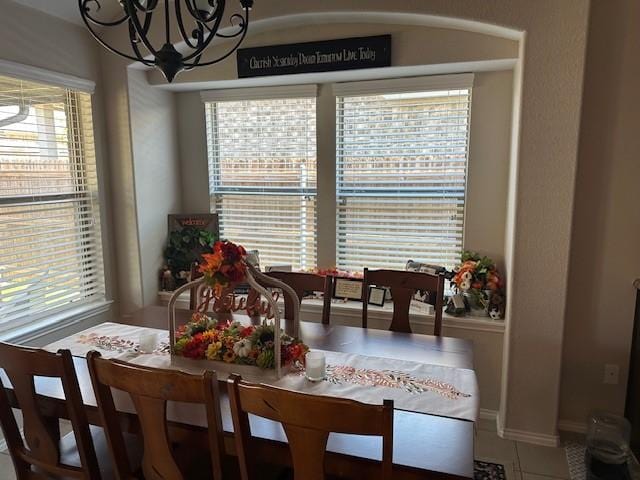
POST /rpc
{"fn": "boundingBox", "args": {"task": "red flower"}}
[240,326,255,338]
[182,333,207,359]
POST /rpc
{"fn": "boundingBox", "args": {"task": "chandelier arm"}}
[141,7,154,35]
[124,0,159,56]
[214,14,246,38]
[128,21,156,66]
[174,0,200,50]
[79,0,153,63]
[184,30,205,68]
[79,0,129,27]
[131,0,159,13]
[183,8,249,67]
[183,0,224,26]
[181,12,226,61]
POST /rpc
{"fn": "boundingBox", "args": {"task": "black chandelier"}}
[79,0,254,82]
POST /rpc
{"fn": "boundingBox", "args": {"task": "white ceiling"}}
[10,0,123,25]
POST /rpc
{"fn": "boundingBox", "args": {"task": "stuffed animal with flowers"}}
[451,251,505,317]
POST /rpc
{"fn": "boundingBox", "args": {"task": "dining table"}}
[2,305,476,479]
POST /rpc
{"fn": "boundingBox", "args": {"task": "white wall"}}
[128,70,182,305]
[560,0,640,429]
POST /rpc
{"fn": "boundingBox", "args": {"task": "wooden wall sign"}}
[237,35,391,78]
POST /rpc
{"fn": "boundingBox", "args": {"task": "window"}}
[336,85,471,271]
[0,74,104,328]
[205,88,317,270]
[203,75,472,273]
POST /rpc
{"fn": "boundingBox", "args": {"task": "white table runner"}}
[45,322,478,422]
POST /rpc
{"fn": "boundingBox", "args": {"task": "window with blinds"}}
[205,95,317,270]
[336,87,471,271]
[0,74,104,328]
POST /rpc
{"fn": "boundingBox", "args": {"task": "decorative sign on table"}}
[367,286,387,307]
[333,278,364,301]
[237,35,391,78]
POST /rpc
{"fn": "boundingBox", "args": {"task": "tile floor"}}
[0,417,577,479]
[476,417,577,480]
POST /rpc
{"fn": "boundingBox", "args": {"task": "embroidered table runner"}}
[44,322,478,422]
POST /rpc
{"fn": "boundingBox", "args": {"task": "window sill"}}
[0,300,114,345]
[157,291,505,334]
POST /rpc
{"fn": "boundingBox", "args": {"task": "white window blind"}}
[205,94,317,270]
[0,74,104,328]
[336,85,471,271]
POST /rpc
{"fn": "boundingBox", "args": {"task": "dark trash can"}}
[586,412,632,480]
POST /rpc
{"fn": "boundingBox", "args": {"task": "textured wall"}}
[561,0,640,427]
[128,70,182,306]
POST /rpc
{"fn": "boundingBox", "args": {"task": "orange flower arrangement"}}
[452,251,503,293]
[199,241,247,296]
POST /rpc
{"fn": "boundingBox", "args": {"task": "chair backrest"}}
[362,268,445,335]
[266,271,333,324]
[228,374,393,480]
[0,343,100,479]
[86,352,224,480]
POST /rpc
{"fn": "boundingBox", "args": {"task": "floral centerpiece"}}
[173,314,308,368]
[169,240,308,377]
[451,251,505,318]
[199,241,247,296]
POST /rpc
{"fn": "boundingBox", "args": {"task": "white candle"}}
[138,332,158,353]
[305,351,326,382]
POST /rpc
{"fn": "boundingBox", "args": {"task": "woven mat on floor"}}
[474,460,508,480]
[566,442,587,480]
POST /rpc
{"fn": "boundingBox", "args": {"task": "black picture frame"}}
[332,278,364,301]
[367,286,387,307]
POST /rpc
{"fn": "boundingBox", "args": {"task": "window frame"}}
[203,85,318,270]
[0,67,107,333]
[202,74,473,271]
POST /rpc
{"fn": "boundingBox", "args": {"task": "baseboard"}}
[496,412,560,447]
[558,419,587,434]
[479,408,498,421]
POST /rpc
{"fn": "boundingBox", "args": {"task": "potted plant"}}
[164,226,217,287]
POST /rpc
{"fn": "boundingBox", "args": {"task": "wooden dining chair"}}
[228,374,394,480]
[266,271,334,324]
[86,351,227,480]
[362,268,445,335]
[0,343,101,479]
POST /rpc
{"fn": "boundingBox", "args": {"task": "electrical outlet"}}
[604,364,620,385]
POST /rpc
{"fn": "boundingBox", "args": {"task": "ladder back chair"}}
[266,271,333,324]
[362,268,445,335]
[87,351,226,480]
[0,343,101,479]
[228,374,394,480]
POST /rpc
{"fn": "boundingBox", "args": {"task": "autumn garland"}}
[174,315,308,368]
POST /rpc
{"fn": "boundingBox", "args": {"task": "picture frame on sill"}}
[367,286,387,307]
[333,278,364,301]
